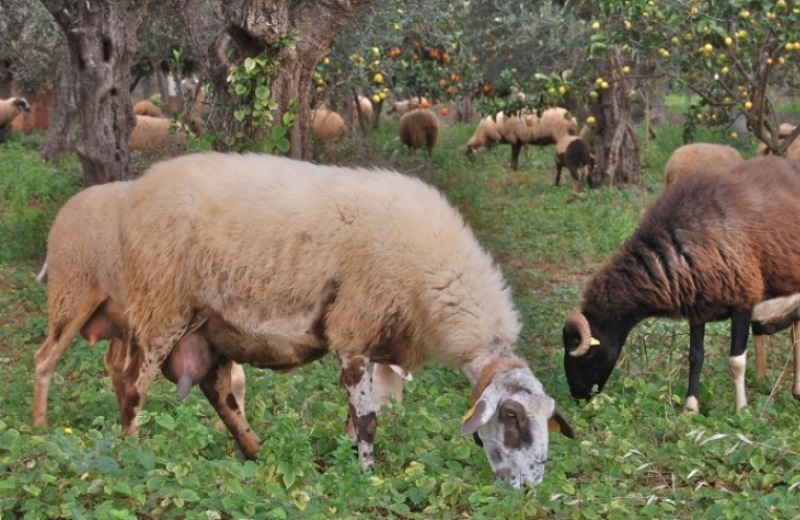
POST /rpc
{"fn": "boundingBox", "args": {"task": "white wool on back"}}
[122,153,521,371]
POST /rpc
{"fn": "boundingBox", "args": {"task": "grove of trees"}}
[3,1,800,187]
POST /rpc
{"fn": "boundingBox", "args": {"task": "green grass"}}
[2,119,800,519]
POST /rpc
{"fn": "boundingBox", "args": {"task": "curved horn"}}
[564,310,596,357]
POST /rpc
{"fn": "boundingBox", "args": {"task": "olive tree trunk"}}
[588,47,642,188]
[42,49,77,162]
[40,0,150,185]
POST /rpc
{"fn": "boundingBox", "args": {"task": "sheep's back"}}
[615,156,800,318]
[663,143,743,187]
[122,153,519,367]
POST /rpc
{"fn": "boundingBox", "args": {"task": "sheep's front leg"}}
[119,330,181,436]
[340,355,376,471]
[200,359,262,459]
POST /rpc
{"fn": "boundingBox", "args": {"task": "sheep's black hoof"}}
[792,392,800,401]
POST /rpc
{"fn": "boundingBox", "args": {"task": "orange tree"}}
[589,0,800,154]
[318,1,480,131]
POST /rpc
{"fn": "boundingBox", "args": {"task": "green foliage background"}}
[2,119,800,519]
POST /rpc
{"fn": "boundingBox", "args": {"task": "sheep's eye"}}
[505,410,517,419]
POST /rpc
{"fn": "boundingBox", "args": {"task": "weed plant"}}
[2,118,800,519]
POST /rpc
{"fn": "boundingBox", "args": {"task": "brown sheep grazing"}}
[311,109,347,146]
[554,135,593,191]
[564,156,800,413]
[129,115,190,157]
[663,143,744,188]
[0,97,31,128]
[133,99,163,117]
[398,108,439,156]
[32,181,247,429]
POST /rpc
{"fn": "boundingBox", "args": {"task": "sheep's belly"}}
[201,316,329,372]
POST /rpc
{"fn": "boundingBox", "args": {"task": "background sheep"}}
[129,115,189,157]
[0,97,31,128]
[563,156,800,413]
[465,114,506,154]
[311,108,347,146]
[398,108,439,156]
[663,143,744,187]
[32,181,246,430]
[133,99,163,117]
[10,91,52,134]
[117,152,573,487]
[466,108,578,170]
[750,295,800,399]
[387,97,429,116]
[354,95,373,124]
[554,134,593,191]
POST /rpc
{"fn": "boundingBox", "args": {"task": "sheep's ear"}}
[460,387,502,436]
[460,400,490,436]
[548,407,575,439]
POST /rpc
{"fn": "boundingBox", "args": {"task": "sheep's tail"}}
[176,374,193,401]
[36,260,48,284]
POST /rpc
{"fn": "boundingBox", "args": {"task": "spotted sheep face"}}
[460,369,574,488]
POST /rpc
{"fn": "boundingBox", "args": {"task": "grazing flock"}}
[6,80,800,489]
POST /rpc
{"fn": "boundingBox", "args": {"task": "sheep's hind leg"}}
[32,303,101,427]
[200,359,262,459]
[792,322,800,399]
[729,310,750,411]
[340,355,377,471]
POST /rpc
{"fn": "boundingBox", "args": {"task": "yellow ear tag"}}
[548,417,561,433]
[589,336,601,347]
[462,406,476,422]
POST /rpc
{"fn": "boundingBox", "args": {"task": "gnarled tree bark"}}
[40,0,151,185]
[588,47,642,189]
[182,0,371,160]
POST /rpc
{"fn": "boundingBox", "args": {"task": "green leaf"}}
[275,138,291,153]
[272,126,288,140]
[244,58,256,73]
[24,484,42,497]
[234,84,248,96]
[155,413,176,431]
[255,85,271,100]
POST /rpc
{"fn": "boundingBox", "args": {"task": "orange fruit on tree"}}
[440,107,450,116]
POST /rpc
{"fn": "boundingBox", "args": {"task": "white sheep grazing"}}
[32,181,246,430]
[129,115,189,157]
[663,143,744,188]
[750,294,800,398]
[466,108,578,170]
[117,152,574,487]
[398,108,439,156]
[0,97,31,128]
[466,114,507,154]
[388,97,430,116]
[354,95,374,124]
